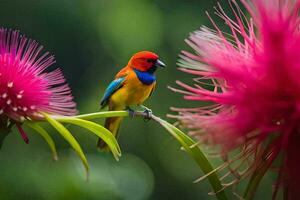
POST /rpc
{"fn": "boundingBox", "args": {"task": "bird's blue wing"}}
[100,77,126,108]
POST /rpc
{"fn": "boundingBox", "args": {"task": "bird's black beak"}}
[155,59,166,68]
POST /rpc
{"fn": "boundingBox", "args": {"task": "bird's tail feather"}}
[97,116,123,151]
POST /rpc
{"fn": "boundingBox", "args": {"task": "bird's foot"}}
[141,106,152,122]
[126,107,135,118]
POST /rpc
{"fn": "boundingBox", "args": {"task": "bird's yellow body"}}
[109,70,156,109]
[98,51,165,149]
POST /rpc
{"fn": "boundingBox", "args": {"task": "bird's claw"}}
[143,108,152,122]
[126,106,152,122]
[126,107,135,118]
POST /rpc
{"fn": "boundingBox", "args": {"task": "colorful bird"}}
[98,51,166,149]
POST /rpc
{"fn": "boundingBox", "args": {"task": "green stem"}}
[67,111,129,120]
[51,110,228,199]
[0,127,11,148]
[152,115,228,200]
[243,142,279,200]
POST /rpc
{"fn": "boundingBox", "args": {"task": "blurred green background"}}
[0,0,274,199]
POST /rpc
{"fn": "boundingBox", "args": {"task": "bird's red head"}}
[128,51,166,72]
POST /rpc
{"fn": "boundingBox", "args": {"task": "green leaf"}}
[55,117,121,161]
[25,122,58,161]
[42,113,89,178]
[152,115,228,200]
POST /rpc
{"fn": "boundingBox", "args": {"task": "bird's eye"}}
[147,59,154,63]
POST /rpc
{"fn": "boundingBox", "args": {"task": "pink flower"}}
[0,28,76,142]
[173,0,300,198]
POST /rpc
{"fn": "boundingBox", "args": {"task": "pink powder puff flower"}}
[0,28,76,143]
[173,0,300,198]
